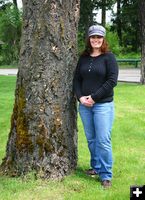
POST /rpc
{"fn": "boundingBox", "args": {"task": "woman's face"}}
[89,35,104,49]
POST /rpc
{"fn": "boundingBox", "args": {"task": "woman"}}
[73,25,118,188]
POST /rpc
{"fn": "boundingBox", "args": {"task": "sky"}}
[17,0,22,9]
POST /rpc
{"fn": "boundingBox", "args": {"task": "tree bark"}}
[0,0,80,179]
[139,0,145,84]
[101,0,106,26]
[116,0,122,46]
[13,0,18,9]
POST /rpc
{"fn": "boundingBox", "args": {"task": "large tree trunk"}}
[0,0,80,179]
[139,0,145,84]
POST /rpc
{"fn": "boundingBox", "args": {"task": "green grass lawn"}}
[0,65,18,69]
[0,76,145,200]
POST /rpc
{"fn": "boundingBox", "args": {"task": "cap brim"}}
[89,33,104,37]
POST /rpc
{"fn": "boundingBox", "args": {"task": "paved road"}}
[118,68,140,83]
[0,68,18,76]
[0,68,141,83]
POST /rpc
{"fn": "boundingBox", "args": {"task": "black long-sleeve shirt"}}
[73,52,118,103]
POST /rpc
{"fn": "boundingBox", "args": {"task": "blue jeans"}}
[79,101,114,181]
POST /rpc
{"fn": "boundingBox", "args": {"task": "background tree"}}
[0,1,22,64]
[13,0,18,9]
[112,0,140,53]
[139,0,145,84]
[98,0,115,26]
[101,0,107,26]
[79,0,95,36]
[0,0,80,179]
[79,0,115,34]
[116,0,122,46]
[78,0,96,53]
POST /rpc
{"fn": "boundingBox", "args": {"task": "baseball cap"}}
[88,25,106,37]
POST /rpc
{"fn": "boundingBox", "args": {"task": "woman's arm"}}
[73,57,83,100]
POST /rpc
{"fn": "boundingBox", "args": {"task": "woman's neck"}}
[90,49,101,57]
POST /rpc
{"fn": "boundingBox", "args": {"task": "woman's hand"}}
[85,95,95,105]
[79,96,93,107]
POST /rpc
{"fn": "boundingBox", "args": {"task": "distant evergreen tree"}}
[0,1,22,64]
[112,0,140,52]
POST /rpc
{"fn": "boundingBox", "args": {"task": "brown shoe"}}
[85,169,98,176]
[101,180,112,189]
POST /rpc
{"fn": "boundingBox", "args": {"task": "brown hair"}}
[81,37,110,56]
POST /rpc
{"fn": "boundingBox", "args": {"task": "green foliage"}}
[106,28,122,56]
[0,4,22,65]
[0,64,17,68]
[77,31,85,55]
[111,0,140,53]
[117,52,141,59]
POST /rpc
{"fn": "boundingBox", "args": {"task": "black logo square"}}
[130,185,145,200]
